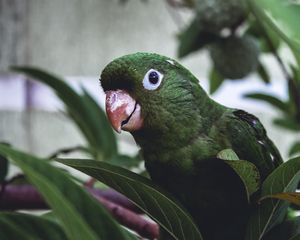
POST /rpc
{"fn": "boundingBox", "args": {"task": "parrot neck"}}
[132,96,226,155]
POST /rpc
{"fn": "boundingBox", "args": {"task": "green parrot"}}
[100,52,283,240]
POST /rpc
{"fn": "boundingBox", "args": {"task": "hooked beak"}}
[105,90,143,133]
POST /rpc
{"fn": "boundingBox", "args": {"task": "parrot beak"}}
[105,90,143,133]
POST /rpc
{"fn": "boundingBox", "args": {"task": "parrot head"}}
[100,52,210,149]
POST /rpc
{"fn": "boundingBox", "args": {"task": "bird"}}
[100,52,283,240]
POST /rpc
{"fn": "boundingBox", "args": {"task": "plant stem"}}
[0,184,158,239]
[93,195,159,239]
[0,184,47,210]
[89,187,143,214]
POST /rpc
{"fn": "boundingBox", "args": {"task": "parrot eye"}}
[143,69,163,90]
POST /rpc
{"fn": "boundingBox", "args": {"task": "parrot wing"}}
[221,109,283,180]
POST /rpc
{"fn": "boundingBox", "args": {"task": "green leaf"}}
[290,64,300,86]
[244,92,287,112]
[48,145,90,159]
[81,88,117,159]
[0,212,67,240]
[41,211,61,225]
[288,65,300,114]
[12,67,117,160]
[0,144,134,240]
[246,19,281,54]
[0,153,8,182]
[290,233,300,240]
[257,62,270,84]
[258,0,300,45]
[217,149,239,160]
[58,158,203,240]
[262,216,300,240]
[217,149,260,202]
[245,157,300,240]
[110,154,142,169]
[260,192,300,206]
[273,117,300,131]
[177,18,217,58]
[289,141,300,156]
[260,32,281,54]
[209,67,224,94]
[247,0,300,58]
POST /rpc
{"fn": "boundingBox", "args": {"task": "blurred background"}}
[0,0,299,161]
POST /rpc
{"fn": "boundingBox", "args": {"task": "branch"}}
[0,184,158,239]
[0,184,47,210]
[94,195,159,239]
[88,188,143,214]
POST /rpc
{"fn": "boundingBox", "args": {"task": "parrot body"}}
[100,53,283,240]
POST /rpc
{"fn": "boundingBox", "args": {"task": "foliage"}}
[167,0,300,155]
[0,212,68,240]
[1,68,300,239]
[12,67,140,168]
[1,0,300,239]
[57,158,203,240]
[0,145,136,240]
[217,149,260,202]
[245,156,300,239]
[13,67,116,161]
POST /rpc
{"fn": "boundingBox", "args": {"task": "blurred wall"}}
[0,0,288,79]
[26,0,182,76]
[0,0,28,70]
[0,0,298,161]
[1,0,207,76]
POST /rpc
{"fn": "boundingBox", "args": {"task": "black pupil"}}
[148,71,159,84]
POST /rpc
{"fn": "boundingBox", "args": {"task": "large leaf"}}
[80,88,117,159]
[109,154,142,168]
[246,19,280,54]
[58,158,203,240]
[217,149,260,202]
[12,67,117,160]
[177,18,217,58]
[262,216,300,240]
[244,92,287,112]
[209,67,224,95]
[257,62,270,84]
[0,212,67,240]
[288,65,300,120]
[273,117,300,131]
[245,157,300,240]
[289,141,300,156]
[258,0,300,44]
[247,0,300,69]
[217,149,239,160]
[290,64,300,89]
[0,144,134,240]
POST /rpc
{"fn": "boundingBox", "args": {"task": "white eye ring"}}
[142,69,163,91]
